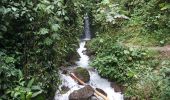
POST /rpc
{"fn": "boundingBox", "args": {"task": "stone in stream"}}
[111,82,125,93]
[69,85,94,100]
[73,67,90,83]
[60,85,70,94]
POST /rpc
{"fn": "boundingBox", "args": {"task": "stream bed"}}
[55,40,123,100]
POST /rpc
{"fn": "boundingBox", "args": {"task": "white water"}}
[55,41,123,100]
[76,41,90,68]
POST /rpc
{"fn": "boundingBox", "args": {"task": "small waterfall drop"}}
[76,41,90,68]
[82,13,91,40]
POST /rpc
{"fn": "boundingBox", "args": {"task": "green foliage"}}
[6,71,43,100]
[92,0,128,32]
[114,0,170,46]
[89,34,157,84]
[88,0,170,99]
[125,60,170,100]
[0,52,18,97]
[0,0,91,99]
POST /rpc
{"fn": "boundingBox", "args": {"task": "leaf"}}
[5,57,15,63]
[64,16,69,20]
[31,90,43,98]
[11,7,17,11]
[14,92,20,98]
[124,50,130,54]
[101,0,110,4]
[27,78,34,88]
[51,33,60,40]
[44,37,53,45]
[19,70,23,79]
[161,4,170,10]
[37,28,49,35]
[127,71,134,77]
[51,24,60,32]
[20,92,25,100]
[0,25,7,32]
[99,39,104,43]
[31,86,42,90]
[26,92,32,100]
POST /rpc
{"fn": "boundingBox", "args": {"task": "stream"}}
[55,14,123,100]
[54,40,123,100]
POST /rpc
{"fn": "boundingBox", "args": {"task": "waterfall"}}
[82,13,91,40]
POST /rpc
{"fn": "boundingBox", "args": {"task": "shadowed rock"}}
[69,85,94,100]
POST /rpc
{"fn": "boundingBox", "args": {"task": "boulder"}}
[111,82,124,93]
[73,67,90,83]
[69,85,94,100]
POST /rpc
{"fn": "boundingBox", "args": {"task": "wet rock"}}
[61,85,70,94]
[60,66,69,74]
[62,69,68,74]
[82,50,86,55]
[111,82,124,93]
[73,67,90,83]
[124,96,131,100]
[89,96,98,100]
[69,85,94,100]
[96,88,107,96]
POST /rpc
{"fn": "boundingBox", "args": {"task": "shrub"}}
[89,34,157,84]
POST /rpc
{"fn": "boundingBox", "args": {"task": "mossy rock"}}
[73,67,90,83]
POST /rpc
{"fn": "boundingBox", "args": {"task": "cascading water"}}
[55,14,123,100]
[82,13,91,40]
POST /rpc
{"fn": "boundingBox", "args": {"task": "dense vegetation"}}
[88,0,170,99]
[1,0,170,99]
[0,0,91,99]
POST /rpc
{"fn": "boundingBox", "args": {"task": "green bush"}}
[125,60,170,100]
[0,0,92,99]
[89,34,157,84]
[88,0,170,99]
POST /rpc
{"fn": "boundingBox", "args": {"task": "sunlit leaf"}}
[27,78,34,88]
[51,24,60,32]
[37,28,49,35]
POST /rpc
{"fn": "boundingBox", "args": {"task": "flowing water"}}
[55,14,123,100]
[54,40,123,100]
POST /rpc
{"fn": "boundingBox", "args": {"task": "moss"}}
[73,67,90,83]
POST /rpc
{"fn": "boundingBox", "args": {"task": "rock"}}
[124,96,131,100]
[73,67,90,83]
[60,66,69,74]
[69,85,94,100]
[89,96,98,100]
[111,82,124,93]
[96,88,107,96]
[61,85,70,94]
[82,50,86,55]
[62,69,68,74]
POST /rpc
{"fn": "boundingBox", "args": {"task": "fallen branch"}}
[70,73,109,100]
